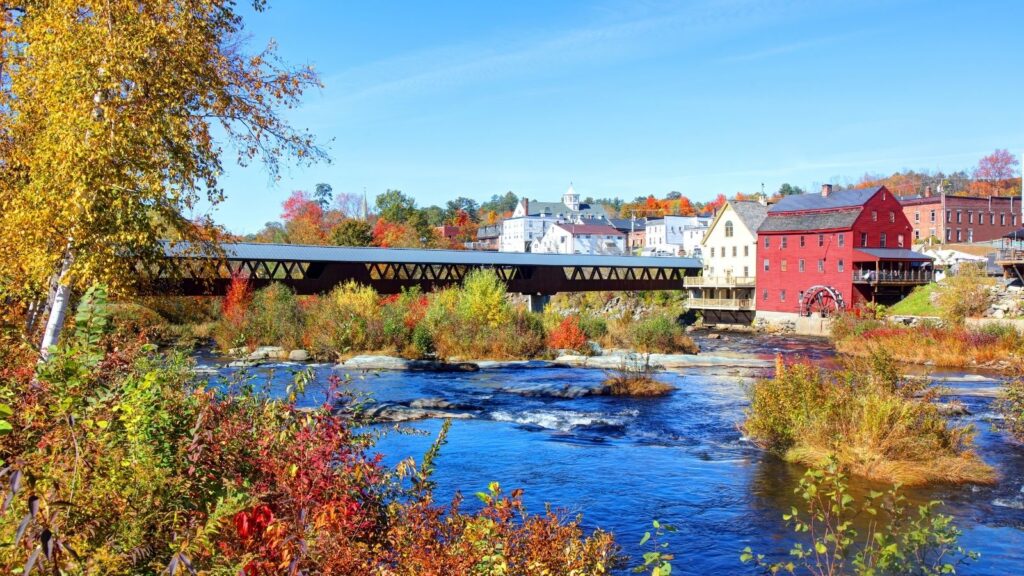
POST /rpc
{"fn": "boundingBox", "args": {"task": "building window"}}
[930,210,935,222]
[838,233,845,247]
[762,289,768,301]
[889,211,895,223]
[799,235,805,247]
[957,210,962,223]
[860,232,868,247]
[956,230,962,242]
[968,211,974,224]
[710,247,715,257]
[1002,214,1007,226]
[780,290,786,302]
[743,266,748,277]
[817,259,825,272]
[946,229,951,241]
[872,210,877,221]
[946,210,952,223]
[897,234,904,248]
[837,259,845,273]
[781,260,787,271]
[781,236,788,249]
[799,290,804,303]
[764,237,770,248]
[990,213,995,225]
[968,229,974,243]
[880,232,887,248]
[763,259,770,272]
[818,234,824,247]
[799,259,805,272]
[724,221,734,237]
[914,211,920,222]
[915,230,920,239]
[744,245,749,257]
[732,246,737,257]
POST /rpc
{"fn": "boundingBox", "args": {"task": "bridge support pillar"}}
[526,293,551,313]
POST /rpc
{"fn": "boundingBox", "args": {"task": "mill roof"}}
[768,186,882,213]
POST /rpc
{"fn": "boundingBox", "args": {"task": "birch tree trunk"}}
[38,250,73,360]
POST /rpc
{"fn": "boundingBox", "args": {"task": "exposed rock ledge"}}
[334,353,771,372]
[552,352,773,370]
[335,355,480,372]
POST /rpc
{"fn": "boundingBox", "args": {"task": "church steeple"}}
[563,182,580,212]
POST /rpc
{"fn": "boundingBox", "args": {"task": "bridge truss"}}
[148,242,701,296]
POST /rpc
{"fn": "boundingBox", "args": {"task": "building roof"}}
[853,248,932,261]
[769,186,882,213]
[554,223,625,236]
[476,224,502,239]
[524,200,609,218]
[758,209,862,233]
[730,201,769,232]
[163,241,695,268]
[605,217,645,232]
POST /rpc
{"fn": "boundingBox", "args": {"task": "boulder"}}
[247,346,286,360]
[361,403,474,423]
[408,397,479,410]
[287,349,310,362]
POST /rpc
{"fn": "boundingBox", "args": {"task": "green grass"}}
[887,283,940,316]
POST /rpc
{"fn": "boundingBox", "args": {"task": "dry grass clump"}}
[834,322,1024,368]
[743,351,995,486]
[597,353,675,396]
[598,374,674,396]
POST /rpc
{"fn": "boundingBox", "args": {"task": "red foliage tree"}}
[548,315,589,352]
[971,149,1021,197]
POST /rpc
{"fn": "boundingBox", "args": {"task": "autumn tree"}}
[331,219,373,247]
[0,0,324,351]
[971,149,1021,197]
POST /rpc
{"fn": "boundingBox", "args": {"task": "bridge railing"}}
[851,269,934,284]
[683,276,756,288]
[688,297,755,310]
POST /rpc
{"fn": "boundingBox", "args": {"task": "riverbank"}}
[831,313,1024,372]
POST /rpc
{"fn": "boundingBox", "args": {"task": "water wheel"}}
[800,285,845,317]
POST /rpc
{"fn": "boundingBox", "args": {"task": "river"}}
[196,333,1024,575]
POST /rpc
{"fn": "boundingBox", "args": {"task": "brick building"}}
[756,185,932,318]
[898,188,1021,244]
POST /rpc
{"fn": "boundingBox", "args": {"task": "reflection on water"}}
[197,333,1024,575]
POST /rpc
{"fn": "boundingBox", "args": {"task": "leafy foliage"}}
[741,457,978,576]
[632,520,676,576]
[0,283,619,574]
[0,0,323,299]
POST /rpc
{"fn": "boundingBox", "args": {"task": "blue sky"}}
[205,0,1024,233]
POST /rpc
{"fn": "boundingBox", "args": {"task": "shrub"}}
[577,314,608,340]
[936,264,994,325]
[548,315,589,353]
[246,283,304,349]
[743,352,995,485]
[742,457,978,575]
[628,314,698,354]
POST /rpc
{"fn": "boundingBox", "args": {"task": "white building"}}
[685,200,769,324]
[643,216,711,256]
[499,215,561,252]
[531,223,626,255]
[499,184,611,252]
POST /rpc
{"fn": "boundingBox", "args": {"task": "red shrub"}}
[548,315,589,353]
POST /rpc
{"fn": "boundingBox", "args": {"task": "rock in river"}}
[361,403,474,423]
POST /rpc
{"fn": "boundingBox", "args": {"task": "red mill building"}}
[756,185,932,319]
[898,187,1021,244]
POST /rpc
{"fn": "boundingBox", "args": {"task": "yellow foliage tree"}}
[0,1,323,349]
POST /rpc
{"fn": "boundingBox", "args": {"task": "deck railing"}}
[683,276,756,288]
[998,249,1024,262]
[688,297,755,310]
[851,269,934,284]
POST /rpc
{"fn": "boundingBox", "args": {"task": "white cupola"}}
[563,182,580,212]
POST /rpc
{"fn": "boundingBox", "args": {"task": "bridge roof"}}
[163,242,702,269]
